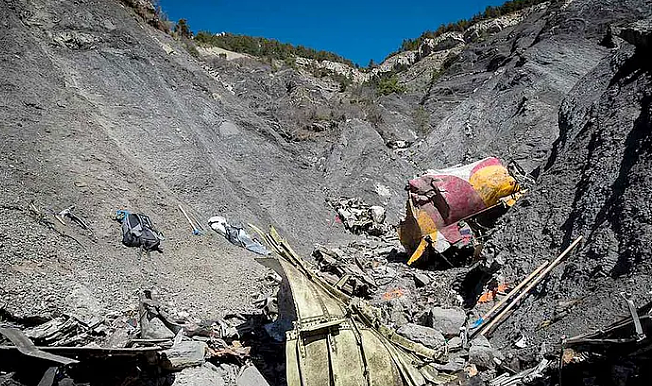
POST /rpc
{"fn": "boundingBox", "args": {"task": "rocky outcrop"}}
[419,32,465,57]
[295,57,371,83]
[487,5,652,351]
[463,10,527,42]
[2,0,652,384]
[375,50,419,73]
[197,45,250,60]
[376,3,547,79]
[620,17,652,50]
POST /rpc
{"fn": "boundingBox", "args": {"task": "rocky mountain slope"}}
[489,14,652,351]
[1,0,651,384]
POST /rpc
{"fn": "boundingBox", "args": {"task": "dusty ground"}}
[1,0,652,384]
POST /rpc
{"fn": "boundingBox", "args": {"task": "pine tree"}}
[174,19,192,39]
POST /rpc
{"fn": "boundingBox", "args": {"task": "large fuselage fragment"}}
[399,157,521,265]
[257,229,451,386]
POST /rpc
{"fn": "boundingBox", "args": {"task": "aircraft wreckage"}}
[250,226,455,386]
[246,157,526,385]
[398,157,523,265]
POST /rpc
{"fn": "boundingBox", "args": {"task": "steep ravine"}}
[1,0,652,384]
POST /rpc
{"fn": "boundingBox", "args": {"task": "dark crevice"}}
[544,98,576,172]
[455,265,494,309]
[559,128,601,247]
[594,94,652,276]
[609,51,647,87]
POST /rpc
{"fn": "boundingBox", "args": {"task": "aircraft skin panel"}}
[329,329,367,386]
[298,333,331,386]
[360,329,406,386]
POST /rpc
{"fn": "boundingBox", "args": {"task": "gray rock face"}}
[487,1,652,351]
[469,336,503,370]
[236,364,271,386]
[429,307,466,338]
[1,1,652,381]
[419,32,465,57]
[161,341,207,370]
[620,17,652,49]
[171,364,226,386]
[397,323,446,350]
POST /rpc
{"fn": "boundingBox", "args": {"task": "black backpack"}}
[118,211,164,253]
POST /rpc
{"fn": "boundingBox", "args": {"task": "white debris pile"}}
[331,198,388,236]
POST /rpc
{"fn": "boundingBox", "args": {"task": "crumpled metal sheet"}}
[399,157,521,264]
[257,227,454,386]
[0,327,79,365]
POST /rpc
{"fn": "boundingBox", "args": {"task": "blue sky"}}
[159,0,503,66]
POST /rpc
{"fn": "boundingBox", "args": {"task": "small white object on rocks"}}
[369,205,386,224]
[413,272,431,287]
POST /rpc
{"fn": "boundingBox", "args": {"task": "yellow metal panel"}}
[407,237,429,266]
[399,197,438,257]
[329,329,366,386]
[299,333,332,386]
[360,329,405,386]
[281,260,328,320]
[286,335,302,386]
[468,165,519,206]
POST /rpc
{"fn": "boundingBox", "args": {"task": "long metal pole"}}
[178,204,196,232]
[473,260,549,330]
[480,236,583,336]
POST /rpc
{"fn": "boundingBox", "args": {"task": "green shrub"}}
[283,56,297,69]
[430,69,442,83]
[184,41,200,57]
[194,31,355,67]
[376,75,406,96]
[174,19,192,39]
[387,0,548,60]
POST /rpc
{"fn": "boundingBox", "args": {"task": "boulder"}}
[447,336,463,351]
[237,364,270,386]
[385,297,411,327]
[369,206,386,224]
[413,272,431,287]
[140,313,174,339]
[171,363,226,386]
[161,341,207,370]
[397,323,446,350]
[429,307,466,338]
[468,336,503,370]
[388,309,409,327]
[620,17,652,50]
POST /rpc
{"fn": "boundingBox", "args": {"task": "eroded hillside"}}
[1,0,651,385]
